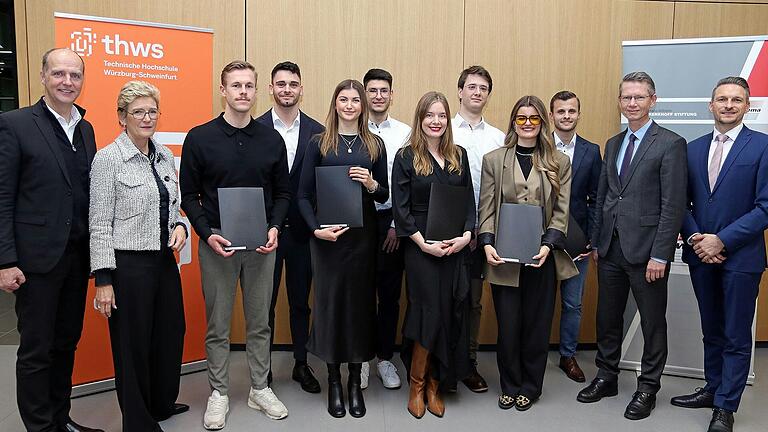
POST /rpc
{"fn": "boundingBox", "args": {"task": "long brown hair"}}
[319,79,380,161]
[406,92,462,176]
[504,95,562,194]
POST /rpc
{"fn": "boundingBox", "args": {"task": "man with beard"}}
[361,68,411,390]
[673,77,768,432]
[256,61,324,394]
[450,65,505,393]
[180,60,291,429]
[549,91,602,383]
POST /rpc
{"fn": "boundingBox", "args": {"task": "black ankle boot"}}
[327,363,345,418]
[348,363,366,418]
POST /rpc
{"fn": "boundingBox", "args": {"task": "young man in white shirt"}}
[361,68,411,390]
[450,65,506,393]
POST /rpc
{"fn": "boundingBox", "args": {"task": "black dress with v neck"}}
[391,145,475,387]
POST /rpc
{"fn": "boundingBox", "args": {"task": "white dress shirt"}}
[554,131,576,163]
[271,108,301,172]
[451,113,505,221]
[44,101,82,146]
[368,115,412,211]
[709,123,742,173]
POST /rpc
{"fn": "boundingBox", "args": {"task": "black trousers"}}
[109,249,185,432]
[375,209,404,361]
[491,257,556,399]
[270,224,312,362]
[595,235,668,394]
[15,240,89,432]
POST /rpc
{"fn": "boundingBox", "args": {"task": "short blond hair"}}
[117,81,160,118]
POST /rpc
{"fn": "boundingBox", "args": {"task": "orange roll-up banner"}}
[54,13,212,385]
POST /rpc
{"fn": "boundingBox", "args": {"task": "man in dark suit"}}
[255,61,324,393]
[549,91,602,383]
[0,48,102,432]
[672,77,768,432]
[577,72,687,420]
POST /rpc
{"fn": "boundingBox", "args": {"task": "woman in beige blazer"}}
[477,95,577,411]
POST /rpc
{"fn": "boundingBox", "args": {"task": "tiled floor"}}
[1,348,766,432]
[0,293,18,345]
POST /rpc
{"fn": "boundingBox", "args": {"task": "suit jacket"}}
[591,121,687,264]
[681,126,768,273]
[255,110,325,240]
[569,135,602,239]
[478,146,578,286]
[0,98,97,273]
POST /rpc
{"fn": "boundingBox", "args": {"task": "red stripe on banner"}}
[747,42,768,97]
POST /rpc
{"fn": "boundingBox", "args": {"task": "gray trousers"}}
[199,239,276,394]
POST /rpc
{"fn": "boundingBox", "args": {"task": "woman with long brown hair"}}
[477,95,577,411]
[297,79,389,419]
[392,91,474,418]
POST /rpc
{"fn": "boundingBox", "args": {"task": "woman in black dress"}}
[392,91,474,419]
[477,95,577,411]
[297,79,388,419]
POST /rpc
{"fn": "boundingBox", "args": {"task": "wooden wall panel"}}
[13,0,29,107]
[464,0,675,344]
[20,0,244,116]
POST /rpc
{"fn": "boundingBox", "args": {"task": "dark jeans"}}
[15,240,89,432]
[375,209,404,360]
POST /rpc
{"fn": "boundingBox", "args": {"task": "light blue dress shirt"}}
[615,119,653,175]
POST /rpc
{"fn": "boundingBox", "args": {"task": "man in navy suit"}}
[256,61,325,393]
[548,91,602,383]
[672,76,768,432]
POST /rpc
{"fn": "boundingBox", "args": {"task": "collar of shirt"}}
[115,130,166,163]
[369,115,392,130]
[43,99,82,129]
[271,108,300,131]
[713,122,743,144]
[216,113,258,137]
[626,118,653,143]
[553,132,576,150]
[454,112,486,130]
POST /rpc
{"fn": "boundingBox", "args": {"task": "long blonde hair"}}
[406,92,462,176]
[319,79,381,161]
[504,95,561,194]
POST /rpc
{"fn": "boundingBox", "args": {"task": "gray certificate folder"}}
[495,203,542,265]
[425,183,467,243]
[315,165,363,228]
[217,187,268,251]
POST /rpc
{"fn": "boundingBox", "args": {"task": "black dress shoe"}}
[708,408,734,432]
[577,378,618,403]
[462,365,489,393]
[348,379,366,418]
[154,403,190,421]
[60,421,104,432]
[671,387,714,409]
[624,391,656,420]
[327,381,346,418]
[293,362,321,393]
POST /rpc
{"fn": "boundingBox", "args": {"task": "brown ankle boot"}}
[407,343,429,418]
[426,370,445,417]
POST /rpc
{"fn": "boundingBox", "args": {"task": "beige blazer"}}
[478,145,578,286]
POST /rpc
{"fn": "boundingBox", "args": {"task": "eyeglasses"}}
[619,95,652,104]
[127,109,160,120]
[464,84,489,94]
[367,88,390,97]
[514,115,542,126]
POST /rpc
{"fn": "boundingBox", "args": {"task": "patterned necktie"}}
[619,133,637,185]
[708,133,728,191]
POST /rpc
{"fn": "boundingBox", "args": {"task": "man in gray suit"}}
[577,72,687,420]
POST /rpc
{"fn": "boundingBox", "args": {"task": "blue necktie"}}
[619,133,637,185]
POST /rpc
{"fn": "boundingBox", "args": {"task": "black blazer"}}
[255,109,325,240]
[569,135,602,240]
[591,121,687,265]
[0,98,97,273]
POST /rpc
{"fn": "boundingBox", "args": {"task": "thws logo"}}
[70,27,165,59]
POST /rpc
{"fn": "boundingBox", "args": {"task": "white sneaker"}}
[376,360,402,389]
[248,387,288,420]
[203,390,229,430]
[360,361,370,390]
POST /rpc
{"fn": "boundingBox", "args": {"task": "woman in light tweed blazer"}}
[89,81,189,432]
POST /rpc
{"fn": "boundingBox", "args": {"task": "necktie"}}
[708,133,728,191]
[619,133,636,185]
